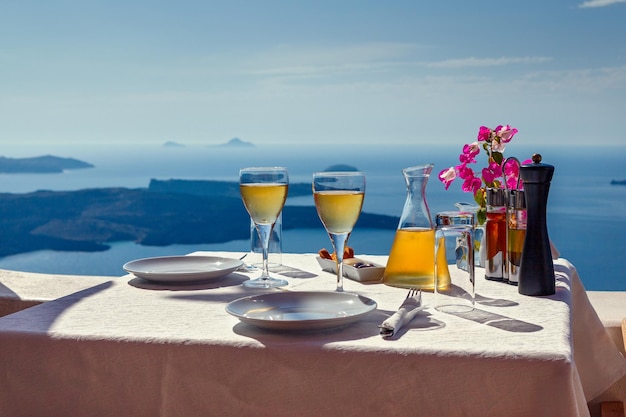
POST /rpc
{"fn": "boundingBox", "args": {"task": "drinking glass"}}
[434,211,475,313]
[239,167,289,288]
[313,171,365,292]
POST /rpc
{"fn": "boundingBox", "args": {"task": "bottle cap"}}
[486,187,506,206]
[520,154,554,184]
[509,189,526,209]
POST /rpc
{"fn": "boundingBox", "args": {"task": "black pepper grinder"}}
[518,154,555,296]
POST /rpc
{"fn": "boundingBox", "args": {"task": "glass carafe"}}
[383,164,449,290]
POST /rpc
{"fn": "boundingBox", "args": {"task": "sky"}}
[1,0,626,148]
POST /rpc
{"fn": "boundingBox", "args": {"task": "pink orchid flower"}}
[457,164,475,180]
[459,142,480,164]
[503,160,521,189]
[462,176,482,193]
[496,125,518,143]
[491,140,506,153]
[482,161,502,184]
[477,126,491,142]
[438,167,457,190]
[441,124,520,217]
[503,158,533,189]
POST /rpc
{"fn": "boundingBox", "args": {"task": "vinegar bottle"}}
[485,187,507,282]
[383,164,450,290]
[507,189,526,286]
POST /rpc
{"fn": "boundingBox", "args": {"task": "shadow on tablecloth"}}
[446,308,543,333]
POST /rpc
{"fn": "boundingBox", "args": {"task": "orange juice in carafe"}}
[382,164,450,290]
[383,227,450,290]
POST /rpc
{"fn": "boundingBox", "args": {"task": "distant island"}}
[0,155,93,174]
[215,138,255,148]
[162,141,185,148]
[161,138,256,148]
[0,179,398,258]
[610,179,626,185]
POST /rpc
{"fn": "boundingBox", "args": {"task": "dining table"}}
[1,251,625,417]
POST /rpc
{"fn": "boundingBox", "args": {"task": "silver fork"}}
[406,288,421,299]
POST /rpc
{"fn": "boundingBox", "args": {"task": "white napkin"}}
[379,292,425,338]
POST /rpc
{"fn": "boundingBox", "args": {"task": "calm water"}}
[1,142,625,291]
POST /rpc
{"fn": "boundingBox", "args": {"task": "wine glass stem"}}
[329,232,349,292]
[255,223,273,281]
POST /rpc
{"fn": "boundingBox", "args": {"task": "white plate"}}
[226,291,377,331]
[123,255,243,283]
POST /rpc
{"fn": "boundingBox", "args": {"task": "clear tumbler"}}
[434,211,475,313]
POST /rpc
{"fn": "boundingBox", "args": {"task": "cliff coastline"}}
[0,179,398,258]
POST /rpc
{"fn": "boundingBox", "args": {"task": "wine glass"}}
[313,171,365,292]
[239,167,289,288]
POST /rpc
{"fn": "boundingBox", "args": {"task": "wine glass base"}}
[243,277,288,289]
[241,264,259,272]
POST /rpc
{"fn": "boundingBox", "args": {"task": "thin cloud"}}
[517,64,626,93]
[239,42,425,79]
[427,56,552,69]
[263,42,420,64]
[244,62,403,79]
[239,47,553,82]
[579,0,626,8]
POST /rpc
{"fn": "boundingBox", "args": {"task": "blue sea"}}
[1,142,625,291]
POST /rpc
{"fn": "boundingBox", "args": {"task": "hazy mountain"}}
[0,155,93,173]
[163,141,185,148]
[0,179,398,257]
[215,138,255,148]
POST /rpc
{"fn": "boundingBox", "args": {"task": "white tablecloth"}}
[1,252,624,417]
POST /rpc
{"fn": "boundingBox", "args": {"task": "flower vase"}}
[455,202,485,268]
[475,224,486,268]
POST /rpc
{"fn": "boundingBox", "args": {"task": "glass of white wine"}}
[313,171,365,292]
[239,167,289,288]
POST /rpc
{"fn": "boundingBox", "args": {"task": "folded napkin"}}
[379,292,425,338]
